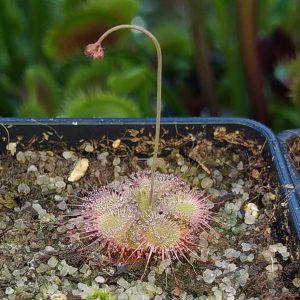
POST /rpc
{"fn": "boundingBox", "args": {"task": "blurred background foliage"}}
[1,0,300,131]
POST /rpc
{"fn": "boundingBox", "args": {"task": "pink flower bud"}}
[84,43,104,60]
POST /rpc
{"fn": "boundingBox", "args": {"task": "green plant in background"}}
[0,0,188,119]
[2,0,300,130]
[208,0,253,117]
[18,65,60,117]
[0,0,180,117]
[200,0,300,128]
[63,90,141,117]
[290,59,300,108]
[270,56,300,130]
[44,0,139,59]
[276,56,300,109]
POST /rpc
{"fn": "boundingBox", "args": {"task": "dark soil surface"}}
[0,126,299,300]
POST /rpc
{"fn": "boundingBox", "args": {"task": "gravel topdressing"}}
[0,126,299,300]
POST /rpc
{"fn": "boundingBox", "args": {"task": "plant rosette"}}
[70,170,211,276]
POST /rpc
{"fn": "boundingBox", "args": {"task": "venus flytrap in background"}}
[69,25,212,278]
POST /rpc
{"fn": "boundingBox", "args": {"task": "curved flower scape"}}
[71,171,211,272]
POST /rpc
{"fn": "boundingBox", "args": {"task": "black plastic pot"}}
[278,130,300,233]
[1,116,299,238]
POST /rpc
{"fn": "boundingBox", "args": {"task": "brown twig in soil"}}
[0,123,10,146]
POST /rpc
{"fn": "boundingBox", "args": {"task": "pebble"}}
[247,254,255,262]
[237,269,249,287]
[0,220,7,230]
[66,223,75,230]
[212,170,223,182]
[41,212,56,223]
[251,169,260,180]
[117,278,130,289]
[192,177,199,185]
[84,144,94,152]
[45,246,55,252]
[63,151,74,159]
[112,139,121,148]
[54,195,63,201]
[180,165,189,173]
[16,151,26,162]
[213,289,223,300]
[79,264,90,274]
[57,201,68,210]
[114,166,121,173]
[201,177,213,189]
[224,202,239,214]
[6,142,17,155]
[198,173,206,180]
[262,192,276,206]
[241,243,251,252]
[16,279,25,287]
[224,248,241,259]
[269,243,286,254]
[57,225,67,233]
[94,276,105,283]
[227,263,237,272]
[14,219,26,230]
[37,174,50,185]
[266,264,280,272]
[77,282,87,291]
[32,203,46,216]
[242,192,249,201]
[79,264,92,278]
[244,213,256,225]
[177,157,185,166]
[118,294,129,300]
[262,249,274,262]
[68,158,89,182]
[47,284,58,294]
[292,278,300,288]
[147,271,156,284]
[244,203,259,224]
[60,260,77,276]
[51,293,67,300]
[36,263,49,273]
[268,243,290,260]
[244,203,258,216]
[5,287,14,295]
[27,165,38,172]
[202,269,216,284]
[98,152,109,160]
[281,252,290,259]
[48,256,59,268]
[147,157,166,168]
[97,152,109,166]
[237,161,243,170]
[113,157,121,166]
[18,183,30,195]
[55,181,66,188]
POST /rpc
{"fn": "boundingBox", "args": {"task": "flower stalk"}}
[85,24,162,206]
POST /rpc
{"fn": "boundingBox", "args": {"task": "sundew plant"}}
[70,25,212,278]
